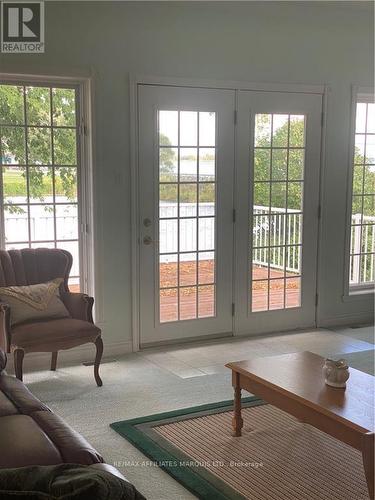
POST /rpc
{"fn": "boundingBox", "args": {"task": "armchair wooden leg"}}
[94,337,103,387]
[51,351,58,371]
[14,349,24,382]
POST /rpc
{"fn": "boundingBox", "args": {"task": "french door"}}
[137,84,322,345]
[234,91,322,335]
[138,85,235,344]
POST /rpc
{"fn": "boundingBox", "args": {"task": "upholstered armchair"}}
[0,248,103,386]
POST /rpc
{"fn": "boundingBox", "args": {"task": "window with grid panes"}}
[0,83,81,291]
[349,97,375,288]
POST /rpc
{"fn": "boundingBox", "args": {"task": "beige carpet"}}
[154,404,369,500]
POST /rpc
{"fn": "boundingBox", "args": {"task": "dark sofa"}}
[0,349,145,499]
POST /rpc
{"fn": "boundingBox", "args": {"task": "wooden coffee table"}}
[226,351,374,499]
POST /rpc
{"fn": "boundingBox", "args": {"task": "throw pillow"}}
[0,278,70,326]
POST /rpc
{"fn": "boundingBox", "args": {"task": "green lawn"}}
[2,168,75,198]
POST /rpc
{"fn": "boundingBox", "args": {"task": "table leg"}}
[362,432,374,499]
[232,371,243,437]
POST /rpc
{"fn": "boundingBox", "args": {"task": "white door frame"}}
[130,75,328,351]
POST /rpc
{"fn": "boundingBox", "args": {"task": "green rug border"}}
[110,396,263,500]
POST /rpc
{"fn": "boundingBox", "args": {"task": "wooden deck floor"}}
[69,261,300,322]
[160,261,300,322]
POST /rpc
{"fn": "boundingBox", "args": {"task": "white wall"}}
[1,1,373,351]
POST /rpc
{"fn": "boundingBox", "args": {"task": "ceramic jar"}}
[323,359,350,388]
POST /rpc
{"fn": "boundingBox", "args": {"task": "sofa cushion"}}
[0,415,62,468]
[0,464,146,499]
[0,390,18,417]
[11,318,101,352]
[0,278,70,326]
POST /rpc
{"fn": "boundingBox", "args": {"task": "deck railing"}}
[6,207,375,283]
[5,215,77,242]
[350,214,375,284]
[252,205,301,273]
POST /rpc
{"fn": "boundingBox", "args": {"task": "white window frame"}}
[0,73,96,303]
[344,85,375,297]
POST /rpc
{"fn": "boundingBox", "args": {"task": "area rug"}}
[110,397,369,500]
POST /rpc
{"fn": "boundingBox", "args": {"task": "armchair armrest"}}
[0,301,11,353]
[0,347,7,372]
[61,293,94,323]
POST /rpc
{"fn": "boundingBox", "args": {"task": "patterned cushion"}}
[0,278,70,326]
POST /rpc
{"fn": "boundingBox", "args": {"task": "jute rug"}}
[110,397,369,500]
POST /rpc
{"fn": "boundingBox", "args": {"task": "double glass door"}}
[138,85,322,345]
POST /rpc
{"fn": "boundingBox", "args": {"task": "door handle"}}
[143,235,159,245]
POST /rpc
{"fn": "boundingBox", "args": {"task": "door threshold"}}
[140,331,233,350]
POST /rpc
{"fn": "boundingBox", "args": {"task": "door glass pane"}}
[179,253,197,286]
[252,280,268,312]
[251,113,305,312]
[159,147,178,182]
[199,183,215,215]
[198,251,215,284]
[199,112,215,146]
[199,148,215,181]
[180,184,197,216]
[180,148,197,181]
[198,285,215,318]
[180,287,197,320]
[158,110,217,322]
[180,112,197,146]
[159,111,178,146]
[160,254,178,288]
[160,184,178,218]
[160,289,178,323]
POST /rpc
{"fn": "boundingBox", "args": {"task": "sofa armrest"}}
[89,463,127,481]
[61,292,94,323]
[31,410,104,464]
[89,463,146,499]
[0,301,11,353]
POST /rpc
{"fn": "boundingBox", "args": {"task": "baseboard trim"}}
[233,323,318,338]
[317,311,374,328]
[5,339,133,375]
